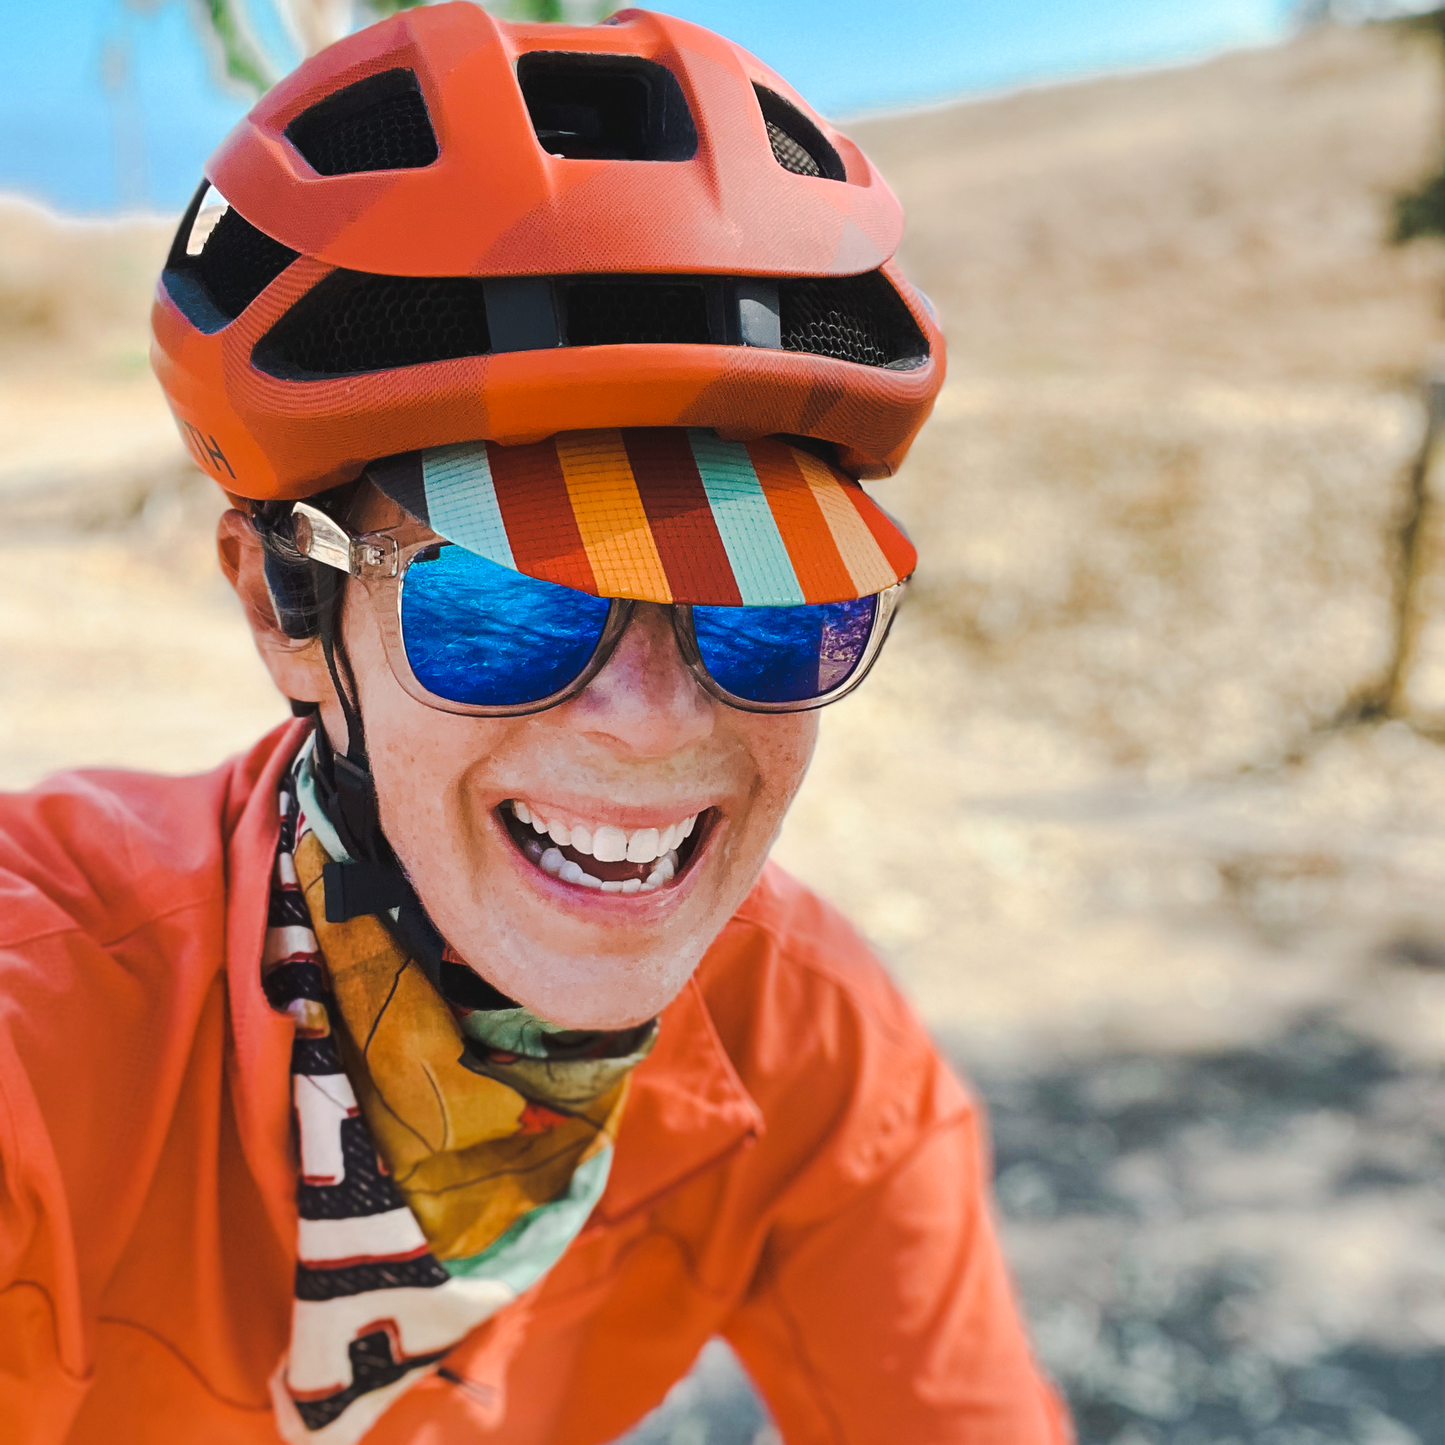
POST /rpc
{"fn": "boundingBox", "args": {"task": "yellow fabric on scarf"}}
[293,832,629,1261]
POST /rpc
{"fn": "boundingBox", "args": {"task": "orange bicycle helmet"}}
[150,2,945,502]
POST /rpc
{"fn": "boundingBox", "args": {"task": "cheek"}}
[750,713,819,804]
[730,712,819,844]
[341,599,511,863]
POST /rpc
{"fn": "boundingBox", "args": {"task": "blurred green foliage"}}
[195,0,597,97]
[1391,10,1445,241]
[1291,3,1445,244]
[1393,173,1445,242]
[196,0,280,94]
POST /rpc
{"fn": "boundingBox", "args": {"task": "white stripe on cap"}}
[686,430,805,606]
[422,444,516,569]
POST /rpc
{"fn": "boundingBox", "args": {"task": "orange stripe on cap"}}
[744,439,857,604]
[843,478,918,582]
[554,430,673,604]
[790,449,905,597]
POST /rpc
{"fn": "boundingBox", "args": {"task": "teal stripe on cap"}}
[686,431,804,606]
[421,443,516,569]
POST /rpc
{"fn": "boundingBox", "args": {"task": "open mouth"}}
[500,799,712,895]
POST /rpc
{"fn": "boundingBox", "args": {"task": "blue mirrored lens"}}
[400,545,612,707]
[691,597,877,704]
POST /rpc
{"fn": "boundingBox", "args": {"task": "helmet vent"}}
[564,281,709,346]
[518,53,698,162]
[252,269,927,377]
[255,272,490,378]
[162,182,299,333]
[194,210,299,320]
[779,272,927,369]
[285,68,438,176]
[754,87,846,182]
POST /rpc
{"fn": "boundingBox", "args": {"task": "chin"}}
[463,926,714,1031]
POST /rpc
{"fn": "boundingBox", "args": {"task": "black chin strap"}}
[307,564,515,1012]
[313,562,381,863]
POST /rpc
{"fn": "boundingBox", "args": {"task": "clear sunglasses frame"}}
[291,501,907,718]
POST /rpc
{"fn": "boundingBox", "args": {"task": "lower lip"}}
[493,809,715,915]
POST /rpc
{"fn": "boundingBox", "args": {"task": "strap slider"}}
[323,860,410,923]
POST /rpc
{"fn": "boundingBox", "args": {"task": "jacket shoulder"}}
[705,861,923,1044]
[0,722,297,949]
[696,862,970,1211]
[0,724,303,1355]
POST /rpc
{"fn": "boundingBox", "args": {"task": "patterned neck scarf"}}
[262,741,657,1443]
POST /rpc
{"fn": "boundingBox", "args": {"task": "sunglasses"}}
[291,501,906,716]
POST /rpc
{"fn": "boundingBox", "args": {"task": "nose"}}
[566,604,715,756]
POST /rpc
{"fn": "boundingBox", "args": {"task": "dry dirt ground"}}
[4,20,1445,1445]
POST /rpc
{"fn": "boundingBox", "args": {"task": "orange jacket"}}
[0,722,1070,1444]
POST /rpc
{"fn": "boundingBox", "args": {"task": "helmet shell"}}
[151,2,945,499]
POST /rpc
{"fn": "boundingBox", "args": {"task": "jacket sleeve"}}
[721,1099,1072,1445]
[0,942,94,1443]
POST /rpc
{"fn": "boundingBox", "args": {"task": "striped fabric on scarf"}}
[261,750,654,1443]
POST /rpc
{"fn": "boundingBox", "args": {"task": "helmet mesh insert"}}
[779,272,927,369]
[286,69,438,176]
[766,121,822,178]
[194,208,299,321]
[565,282,710,346]
[258,273,491,377]
[753,86,846,182]
[253,270,927,377]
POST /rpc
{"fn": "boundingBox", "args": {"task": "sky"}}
[4,0,1297,215]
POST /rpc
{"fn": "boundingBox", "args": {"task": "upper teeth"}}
[510,801,697,865]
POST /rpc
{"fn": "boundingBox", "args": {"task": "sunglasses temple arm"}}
[291,501,398,579]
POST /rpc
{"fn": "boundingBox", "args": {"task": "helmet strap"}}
[306,566,504,1001]
[312,563,384,865]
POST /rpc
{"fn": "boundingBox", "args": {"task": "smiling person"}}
[0,6,1070,1444]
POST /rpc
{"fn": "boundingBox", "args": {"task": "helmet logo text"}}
[181,421,236,480]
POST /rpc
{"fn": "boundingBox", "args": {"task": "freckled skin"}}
[218,495,818,1029]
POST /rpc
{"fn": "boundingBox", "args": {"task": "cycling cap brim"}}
[367,429,916,607]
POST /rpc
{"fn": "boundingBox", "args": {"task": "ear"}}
[217,509,332,705]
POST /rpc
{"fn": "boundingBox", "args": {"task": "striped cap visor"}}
[367,429,915,606]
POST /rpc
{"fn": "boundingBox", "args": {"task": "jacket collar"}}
[224,719,313,1253]
[596,974,764,1224]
